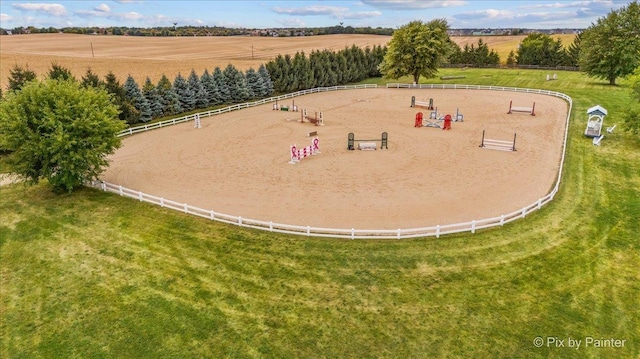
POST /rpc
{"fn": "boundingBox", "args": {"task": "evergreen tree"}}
[566,32,582,67]
[516,33,566,67]
[173,73,195,111]
[157,74,182,115]
[223,64,249,103]
[142,77,163,119]
[124,75,151,123]
[201,69,221,105]
[506,50,517,67]
[244,68,263,99]
[257,64,273,97]
[81,68,103,88]
[47,63,75,81]
[188,69,209,109]
[7,64,37,92]
[292,51,313,90]
[310,50,330,87]
[212,67,230,103]
[104,72,138,124]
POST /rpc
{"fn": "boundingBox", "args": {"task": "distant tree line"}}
[0,25,394,37]
[3,62,273,125]
[446,34,582,68]
[265,45,386,93]
[448,39,500,67]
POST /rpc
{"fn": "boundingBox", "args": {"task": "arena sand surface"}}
[101,88,568,230]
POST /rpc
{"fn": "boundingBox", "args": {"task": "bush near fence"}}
[98,83,571,239]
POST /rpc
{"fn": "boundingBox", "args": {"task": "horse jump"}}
[479,130,517,152]
[273,99,298,112]
[410,96,434,110]
[507,101,535,116]
[415,112,452,130]
[289,137,320,164]
[301,109,324,126]
[348,132,388,150]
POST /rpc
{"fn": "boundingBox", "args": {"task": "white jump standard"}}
[194,114,201,129]
[479,130,517,152]
[507,101,536,116]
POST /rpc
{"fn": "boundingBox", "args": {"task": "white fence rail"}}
[118,84,378,137]
[96,83,572,239]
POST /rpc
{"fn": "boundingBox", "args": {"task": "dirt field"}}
[0,33,391,90]
[101,88,568,230]
[0,33,575,91]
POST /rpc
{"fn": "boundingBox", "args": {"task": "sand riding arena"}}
[100,86,569,235]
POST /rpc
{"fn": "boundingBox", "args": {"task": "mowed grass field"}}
[0,33,575,91]
[2,37,638,358]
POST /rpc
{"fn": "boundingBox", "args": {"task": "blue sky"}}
[0,1,630,30]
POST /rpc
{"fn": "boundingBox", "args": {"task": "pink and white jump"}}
[289,137,320,164]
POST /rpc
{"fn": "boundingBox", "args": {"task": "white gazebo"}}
[584,105,608,138]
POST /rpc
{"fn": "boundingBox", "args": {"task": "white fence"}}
[95,83,572,239]
[117,84,378,137]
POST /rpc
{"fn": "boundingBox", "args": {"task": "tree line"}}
[1,25,395,37]
[5,63,274,125]
[265,45,386,93]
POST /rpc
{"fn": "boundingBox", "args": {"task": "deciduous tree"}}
[579,1,640,85]
[379,19,451,84]
[0,79,124,192]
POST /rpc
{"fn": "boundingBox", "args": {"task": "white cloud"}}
[278,17,306,27]
[95,4,111,13]
[75,9,142,21]
[455,9,513,21]
[121,11,143,20]
[272,5,350,17]
[361,0,466,10]
[272,5,380,20]
[12,3,67,17]
[1,13,14,22]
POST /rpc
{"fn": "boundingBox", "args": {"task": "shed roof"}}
[587,105,608,116]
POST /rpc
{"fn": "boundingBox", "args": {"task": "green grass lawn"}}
[1,69,639,358]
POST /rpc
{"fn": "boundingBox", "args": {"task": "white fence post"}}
[436,225,440,238]
[471,220,476,234]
